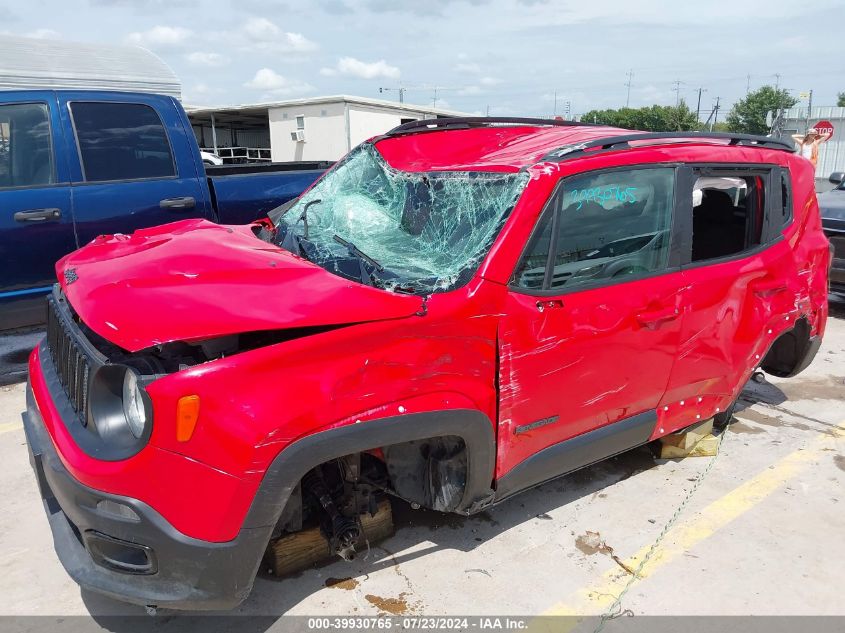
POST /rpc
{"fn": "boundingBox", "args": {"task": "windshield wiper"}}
[298,199,322,238]
[333,234,384,286]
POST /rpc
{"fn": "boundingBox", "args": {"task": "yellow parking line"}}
[0,421,23,435]
[541,421,844,621]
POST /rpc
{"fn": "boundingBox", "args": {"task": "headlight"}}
[87,364,153,458]
[122,369,147,439]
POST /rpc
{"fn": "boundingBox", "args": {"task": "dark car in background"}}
[819,172,845,294]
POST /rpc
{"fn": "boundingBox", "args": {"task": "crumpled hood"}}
[57,219,424,352]
[818,188,845,221]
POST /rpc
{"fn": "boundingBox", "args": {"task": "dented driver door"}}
[496,166,687,479]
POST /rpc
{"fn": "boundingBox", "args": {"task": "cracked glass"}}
[268,143,529,294]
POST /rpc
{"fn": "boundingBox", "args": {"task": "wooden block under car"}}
[265,499,394,578]
[660,418,719,458]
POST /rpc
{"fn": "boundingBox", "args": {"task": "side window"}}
[70,102,176,182]
[780,170,793,227]
[691,173,765,262]
[513,168,675,291]
[512,209,554,289]
[0,103,55,188]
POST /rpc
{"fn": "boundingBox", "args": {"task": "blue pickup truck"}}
[0,90,326,331]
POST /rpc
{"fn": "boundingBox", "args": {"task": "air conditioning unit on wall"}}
[290,130,306,142]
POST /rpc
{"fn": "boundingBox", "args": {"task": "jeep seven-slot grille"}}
[46,298,91,426]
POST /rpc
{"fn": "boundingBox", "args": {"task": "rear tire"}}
[713,396,738,430]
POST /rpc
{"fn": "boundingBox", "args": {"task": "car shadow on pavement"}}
[79,443,661,630]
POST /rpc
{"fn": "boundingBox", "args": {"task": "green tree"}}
[838,92,845,107]
[725,85,797,134]
[581,100,698,131]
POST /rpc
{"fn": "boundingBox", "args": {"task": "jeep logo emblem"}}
[64,268,78,285]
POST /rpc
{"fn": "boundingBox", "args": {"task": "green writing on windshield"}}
[569,186,638,210]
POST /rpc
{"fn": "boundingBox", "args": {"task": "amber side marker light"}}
[176,395,200,442]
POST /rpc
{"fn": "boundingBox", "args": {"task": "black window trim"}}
[0,100,62,191]
[67,100,179,185]
[508,162,684,298]
[679,162,785,271]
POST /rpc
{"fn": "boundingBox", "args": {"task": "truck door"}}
[497,166,686,481]
[0,95,74,330]
[57,93,212,246]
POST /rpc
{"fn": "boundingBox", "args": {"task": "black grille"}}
[46,297,91,426]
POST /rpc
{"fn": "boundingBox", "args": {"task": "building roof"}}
[0,35,180,99]
[185,95,470,118]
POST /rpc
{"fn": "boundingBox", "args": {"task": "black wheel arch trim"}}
[240,408,497,529]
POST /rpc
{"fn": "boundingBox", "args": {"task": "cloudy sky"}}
[5,0,845,117]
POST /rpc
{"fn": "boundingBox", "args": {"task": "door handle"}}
[636,306,679,328]
[536,299,563,312]
[14,208,61,222]
[159,196,196,210]
[751,278,787,296]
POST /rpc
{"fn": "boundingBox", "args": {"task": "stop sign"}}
[814,120,835,138]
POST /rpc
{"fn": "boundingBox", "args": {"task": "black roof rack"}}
[386,116,594,136]
[543,131,794,161]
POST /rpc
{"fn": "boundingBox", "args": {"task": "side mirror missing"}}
[829,172,845,185]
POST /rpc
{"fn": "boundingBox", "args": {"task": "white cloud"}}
[319,67,337,77]
[186,51,228,67]
[240,17,317,53]
[454,62,482,74]
[243,68,314,95]
[480,76,502,86]
[25,28,61,39]
[126,25,193,48]
[332,57,400,80]
[458,86,483,96]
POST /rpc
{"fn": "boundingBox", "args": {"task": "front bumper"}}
[22,383,271,611]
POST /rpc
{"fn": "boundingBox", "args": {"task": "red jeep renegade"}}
[23,118,830,610]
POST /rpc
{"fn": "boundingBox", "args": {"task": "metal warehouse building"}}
[186,96,468,163]
[779,106,845,178]
[0,34,180,99]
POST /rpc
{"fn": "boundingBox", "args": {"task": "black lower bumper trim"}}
[22,384,272,611]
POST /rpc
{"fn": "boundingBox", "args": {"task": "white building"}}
[186,96,469,163]
[0,34,180,99]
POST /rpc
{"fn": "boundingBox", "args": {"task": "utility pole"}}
[486,104,490,117]
[553,90,557,117]
[695,87,707,123]
[624,69,634,108]
[774,73,781,90]
[806,89,814,131]
[710,96,721,131]
[671,80,684,107]
[746,74,751,94]
[379,86,406,103]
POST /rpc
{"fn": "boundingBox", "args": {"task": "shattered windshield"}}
[268,143,528,294]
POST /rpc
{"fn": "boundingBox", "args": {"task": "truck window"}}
[691,173,764,261]
[70,102,176,182]
[513,167,675,291]
[0,103,55,188]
